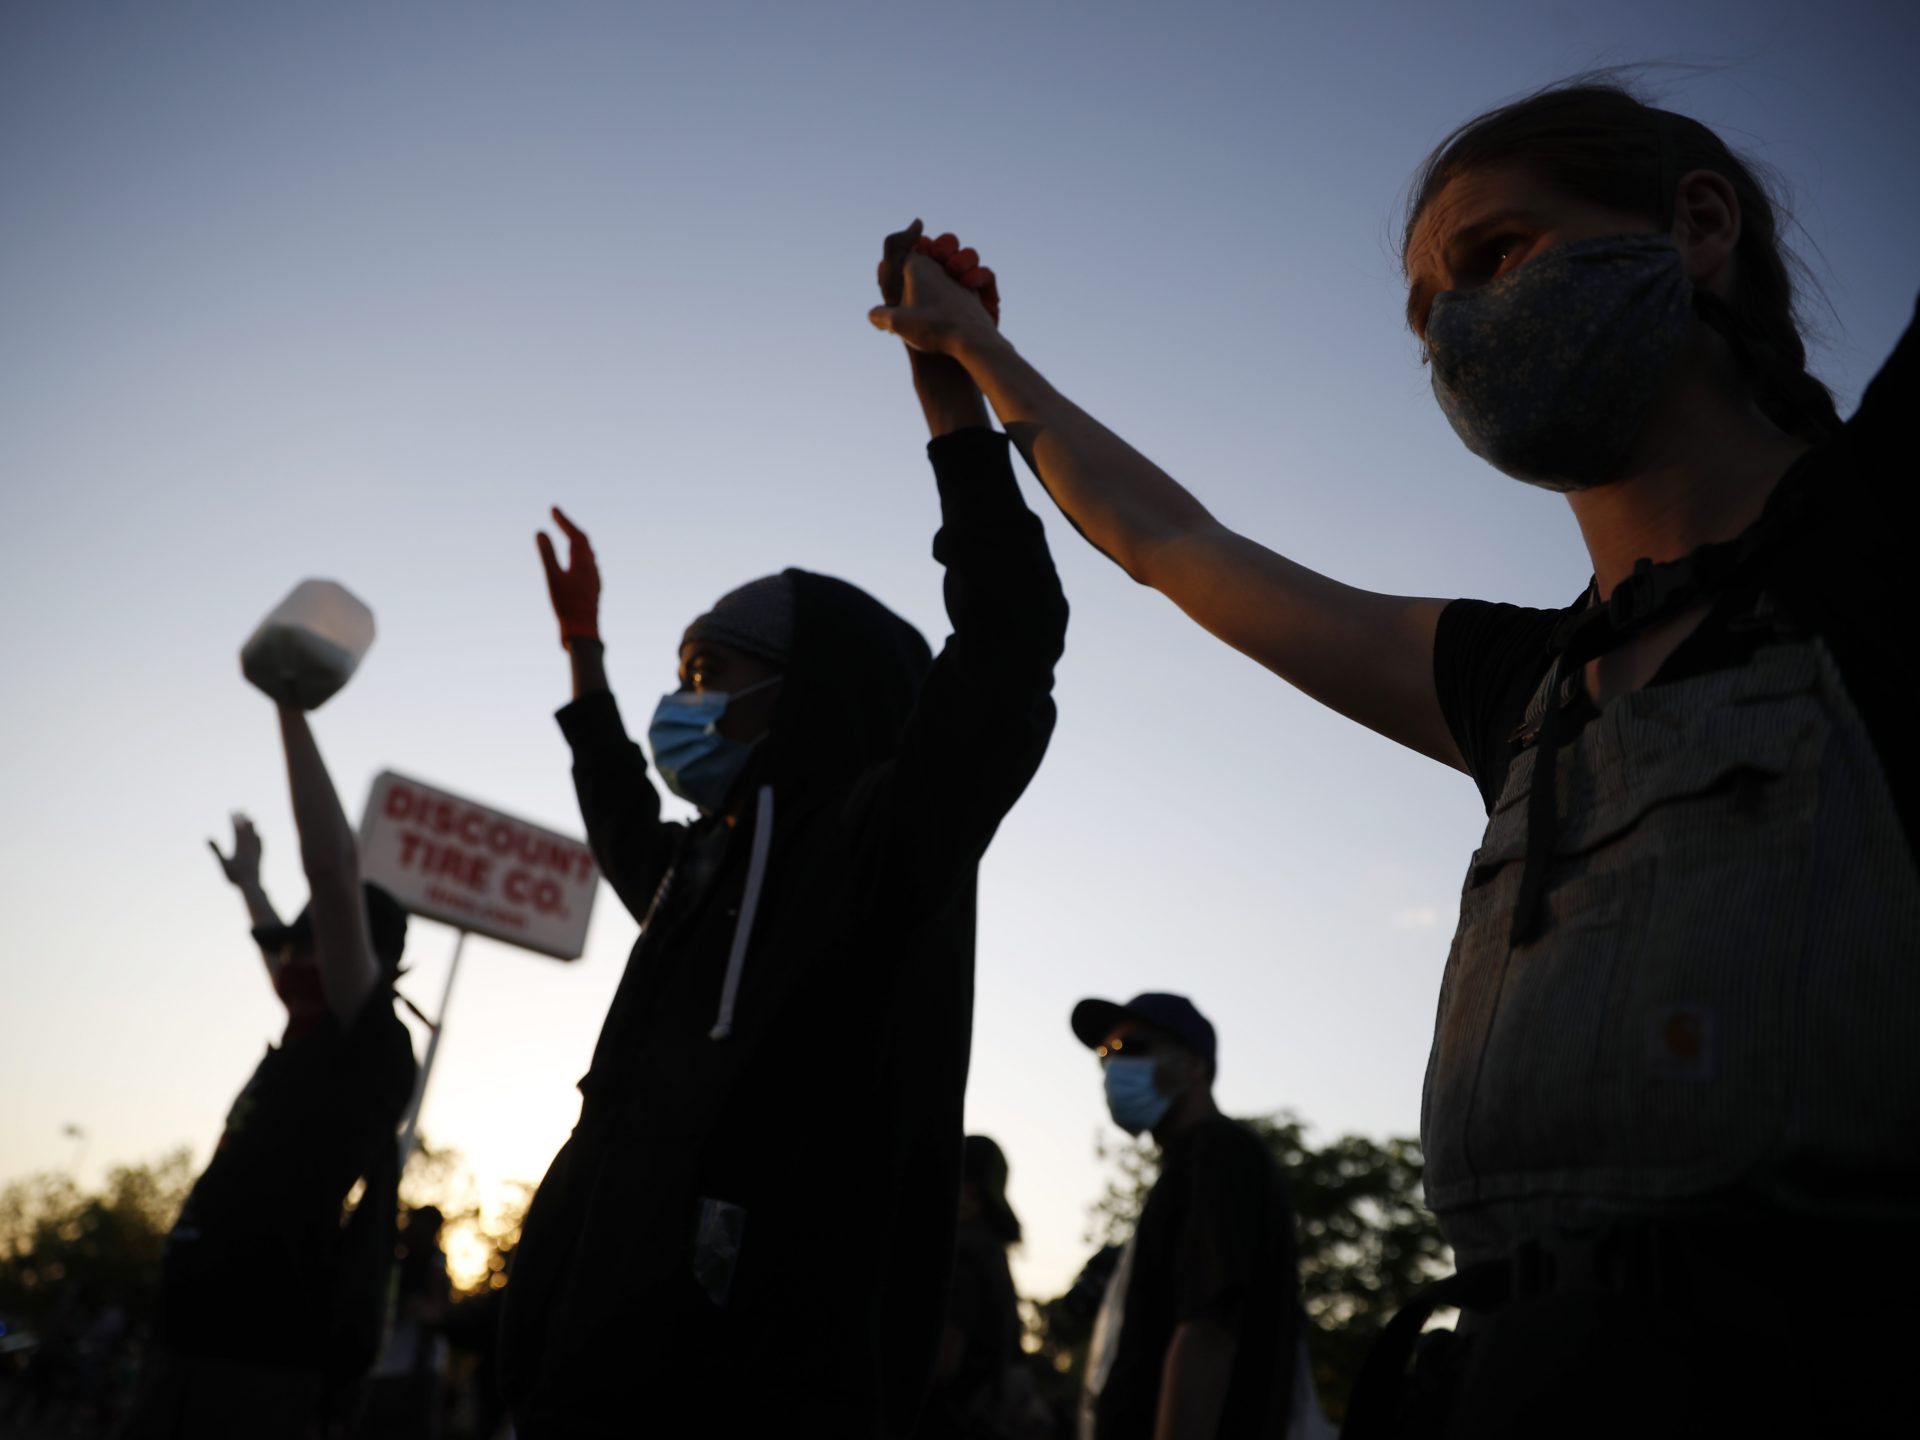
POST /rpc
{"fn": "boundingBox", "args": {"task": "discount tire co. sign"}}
[359,770,598,959]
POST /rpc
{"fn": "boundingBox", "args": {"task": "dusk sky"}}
[4,1,1916,1298]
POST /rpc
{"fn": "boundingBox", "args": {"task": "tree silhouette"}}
[0,1149,195,1327]
[399,1136,530,1298]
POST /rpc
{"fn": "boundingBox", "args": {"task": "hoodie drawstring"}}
[709,784,774,1041]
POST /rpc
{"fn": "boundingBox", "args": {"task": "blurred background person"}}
[1071,994,1318,1440]
[354,1205,452,1440]
[123,701,418,1439]
[919,1135,1041,1440]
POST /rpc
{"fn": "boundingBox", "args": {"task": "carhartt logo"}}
[1647,1004,1717,1080]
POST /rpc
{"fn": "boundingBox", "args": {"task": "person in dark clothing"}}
[125,708,418,1440]
[355,1206,452,1439]
[440,1281,511,1440]
[920,1136,1028,1440]
[1070,995,1310,1440]
[869,81,1918,1434]
[503,234,1067,1437]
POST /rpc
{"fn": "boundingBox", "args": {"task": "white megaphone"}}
[240,580,376,710]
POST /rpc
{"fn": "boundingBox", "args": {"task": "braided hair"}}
[1403,80,1840,443]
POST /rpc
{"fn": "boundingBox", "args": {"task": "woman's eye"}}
[1483,236,1527,276]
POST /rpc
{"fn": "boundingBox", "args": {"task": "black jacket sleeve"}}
[879,427,1068,900]
[555,691,684,921]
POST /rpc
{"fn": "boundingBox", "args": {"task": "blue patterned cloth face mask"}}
[1103,1057,1175,1136]
[1425,234,1694,491]
[647,676,781,811]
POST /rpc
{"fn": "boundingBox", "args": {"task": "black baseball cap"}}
[1071,992,1217,1068]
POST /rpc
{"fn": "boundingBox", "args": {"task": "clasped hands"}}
[533,222,1000,646]
[870,218,1003,359]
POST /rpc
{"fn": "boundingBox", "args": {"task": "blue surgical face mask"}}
[1424,234,1694,491]
[1103,1057,1175,1137]
[647,676,781,811]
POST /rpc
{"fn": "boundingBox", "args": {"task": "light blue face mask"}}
[647,675,781,811]
[1103,1057,1175,1136]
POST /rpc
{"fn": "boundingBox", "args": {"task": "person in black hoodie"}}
[500,231,1066,1438]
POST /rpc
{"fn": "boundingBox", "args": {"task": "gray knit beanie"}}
[682,573,795,667]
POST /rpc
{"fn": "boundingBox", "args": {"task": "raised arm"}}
[864,231,1068,896]
[209,812,285,981]
[278,705,380,1024]
[870,231,1463,770]
[537,508,682,918]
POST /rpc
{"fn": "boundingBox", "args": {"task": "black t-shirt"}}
[1434,296,1919,858]
[1095,1116,1301,1440]
[160,996,417,1363]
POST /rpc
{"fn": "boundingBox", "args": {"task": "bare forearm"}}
[567,637,610,699]
[953,333,1463,767]
[278,706,377,1020]
[955,333,1214,579]
[236,879,283,931]
[1155,1318,1237,1440]
[280,707,358,877]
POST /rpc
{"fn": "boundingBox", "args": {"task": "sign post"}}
[360,770,599,1162]
[396,928,466,1165]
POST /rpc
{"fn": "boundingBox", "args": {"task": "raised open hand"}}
[536,507,601,648]
[209,812,263,888]
[870,220,1002,357]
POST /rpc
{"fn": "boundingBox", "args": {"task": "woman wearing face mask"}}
[502,340,1068,1433]
[870,81,1917,1434]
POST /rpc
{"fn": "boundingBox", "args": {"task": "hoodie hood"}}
[751,569,932,801]
[690,570,930,1038]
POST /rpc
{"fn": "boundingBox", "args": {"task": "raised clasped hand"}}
[870,219,1002,357]
[536,506,601,648]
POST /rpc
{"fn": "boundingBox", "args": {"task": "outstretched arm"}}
[278,705,380,1024]
[870,234,1463,770]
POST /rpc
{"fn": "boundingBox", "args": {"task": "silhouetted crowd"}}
[8,73,1917,1440]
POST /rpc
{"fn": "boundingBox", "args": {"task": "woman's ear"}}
[1672,168,1742,289]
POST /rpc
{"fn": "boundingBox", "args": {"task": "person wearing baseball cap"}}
[1072,993,1324,1440]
